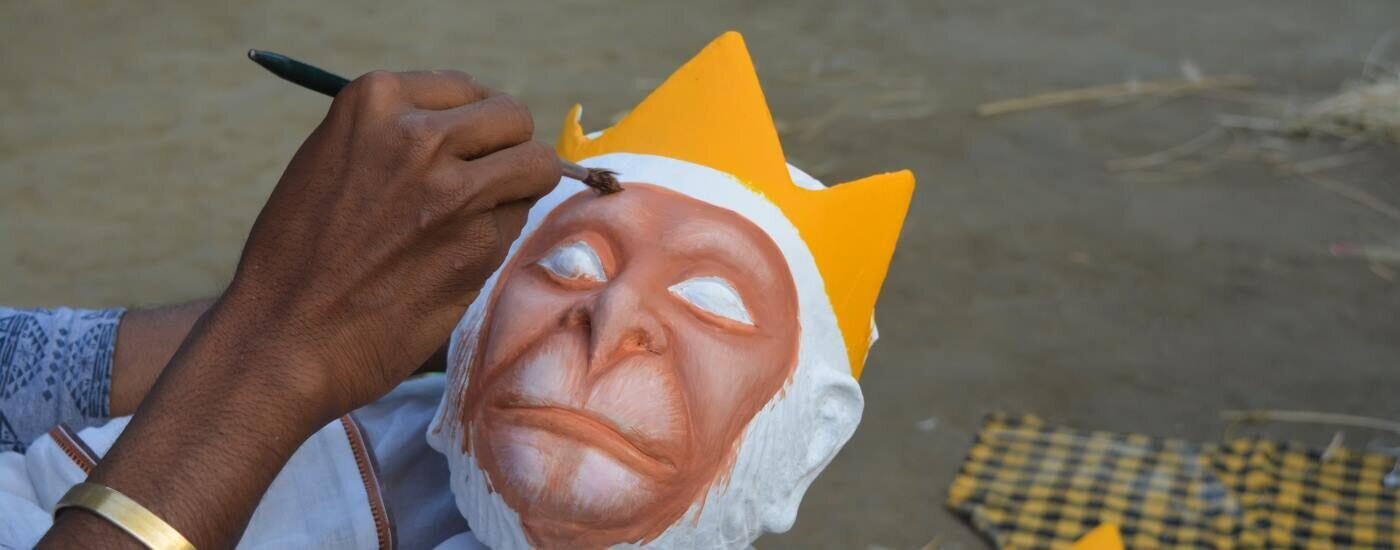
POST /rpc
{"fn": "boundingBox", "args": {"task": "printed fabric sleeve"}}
[0,307,124,453]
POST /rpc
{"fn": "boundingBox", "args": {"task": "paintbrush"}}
[247,49,621,194]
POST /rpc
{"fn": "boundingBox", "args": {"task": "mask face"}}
[455,183,800,547]
[430,30,914,550]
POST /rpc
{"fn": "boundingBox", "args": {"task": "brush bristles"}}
[582,168,623,195]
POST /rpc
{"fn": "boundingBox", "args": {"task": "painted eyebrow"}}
[538,205,628,251]
[660,220,779,284]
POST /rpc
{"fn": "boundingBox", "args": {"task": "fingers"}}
[395,70,494,110]
[429,94,535,159]
[338,70,494,118]
[333,70,402,118]
[491,199,535,247]
[436,140,562,210]
[340,70,531,162]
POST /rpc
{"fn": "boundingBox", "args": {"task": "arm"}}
[39,69,561,549]
[109,300,212,417]
[110,298,448,417]
[0,299,216,445]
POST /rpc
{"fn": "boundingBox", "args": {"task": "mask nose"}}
[567,276,668,377]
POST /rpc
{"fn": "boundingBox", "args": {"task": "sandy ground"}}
[4,1,1400,548]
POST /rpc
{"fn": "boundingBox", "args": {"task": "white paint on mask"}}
[569,448,647,516]
[429,154,866,549]
[668,276,753,326]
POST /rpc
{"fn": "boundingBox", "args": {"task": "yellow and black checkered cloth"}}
[948,414,1400,549]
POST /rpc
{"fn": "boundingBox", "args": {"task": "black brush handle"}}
[247,49,350,97]
[246,49,623,194]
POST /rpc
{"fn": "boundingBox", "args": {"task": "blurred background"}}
[3,1,1399,548]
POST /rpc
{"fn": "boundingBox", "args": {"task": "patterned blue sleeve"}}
[0,307,124,452]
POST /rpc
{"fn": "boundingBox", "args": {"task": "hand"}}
[40,70,559,549]
[216,70,560,419]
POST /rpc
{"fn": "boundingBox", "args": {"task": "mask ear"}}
[805,380,863,472]
[759,375,864,533]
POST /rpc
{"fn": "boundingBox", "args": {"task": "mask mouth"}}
[490,397,680,479]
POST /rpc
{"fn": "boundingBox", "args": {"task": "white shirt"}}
[0,375,481,549]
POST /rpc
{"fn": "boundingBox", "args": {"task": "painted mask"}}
[429,32,915,549]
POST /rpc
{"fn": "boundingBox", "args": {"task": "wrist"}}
[178,298,348,430]
[134,331,336,449]
[72,314,339,548]
[199,337,345,433]
[41,509,146,550]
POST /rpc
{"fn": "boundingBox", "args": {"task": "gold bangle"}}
[55,482,196,550]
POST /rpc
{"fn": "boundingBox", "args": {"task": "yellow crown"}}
[557,32,914,379]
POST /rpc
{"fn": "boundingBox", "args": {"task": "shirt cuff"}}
[0,307,125,452]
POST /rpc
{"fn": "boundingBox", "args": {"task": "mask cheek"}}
[479,275,575,376]
[499,331,586,407]
[671,330,764,445]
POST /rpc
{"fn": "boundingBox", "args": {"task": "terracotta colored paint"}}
[456,184,801,548]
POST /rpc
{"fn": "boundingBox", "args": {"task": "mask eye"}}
[668,276,754,326]
[537,241,607,283]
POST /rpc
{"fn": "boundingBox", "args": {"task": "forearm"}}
[109,298,447,418]
[110,299,214,416]
[41,300,333,549]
